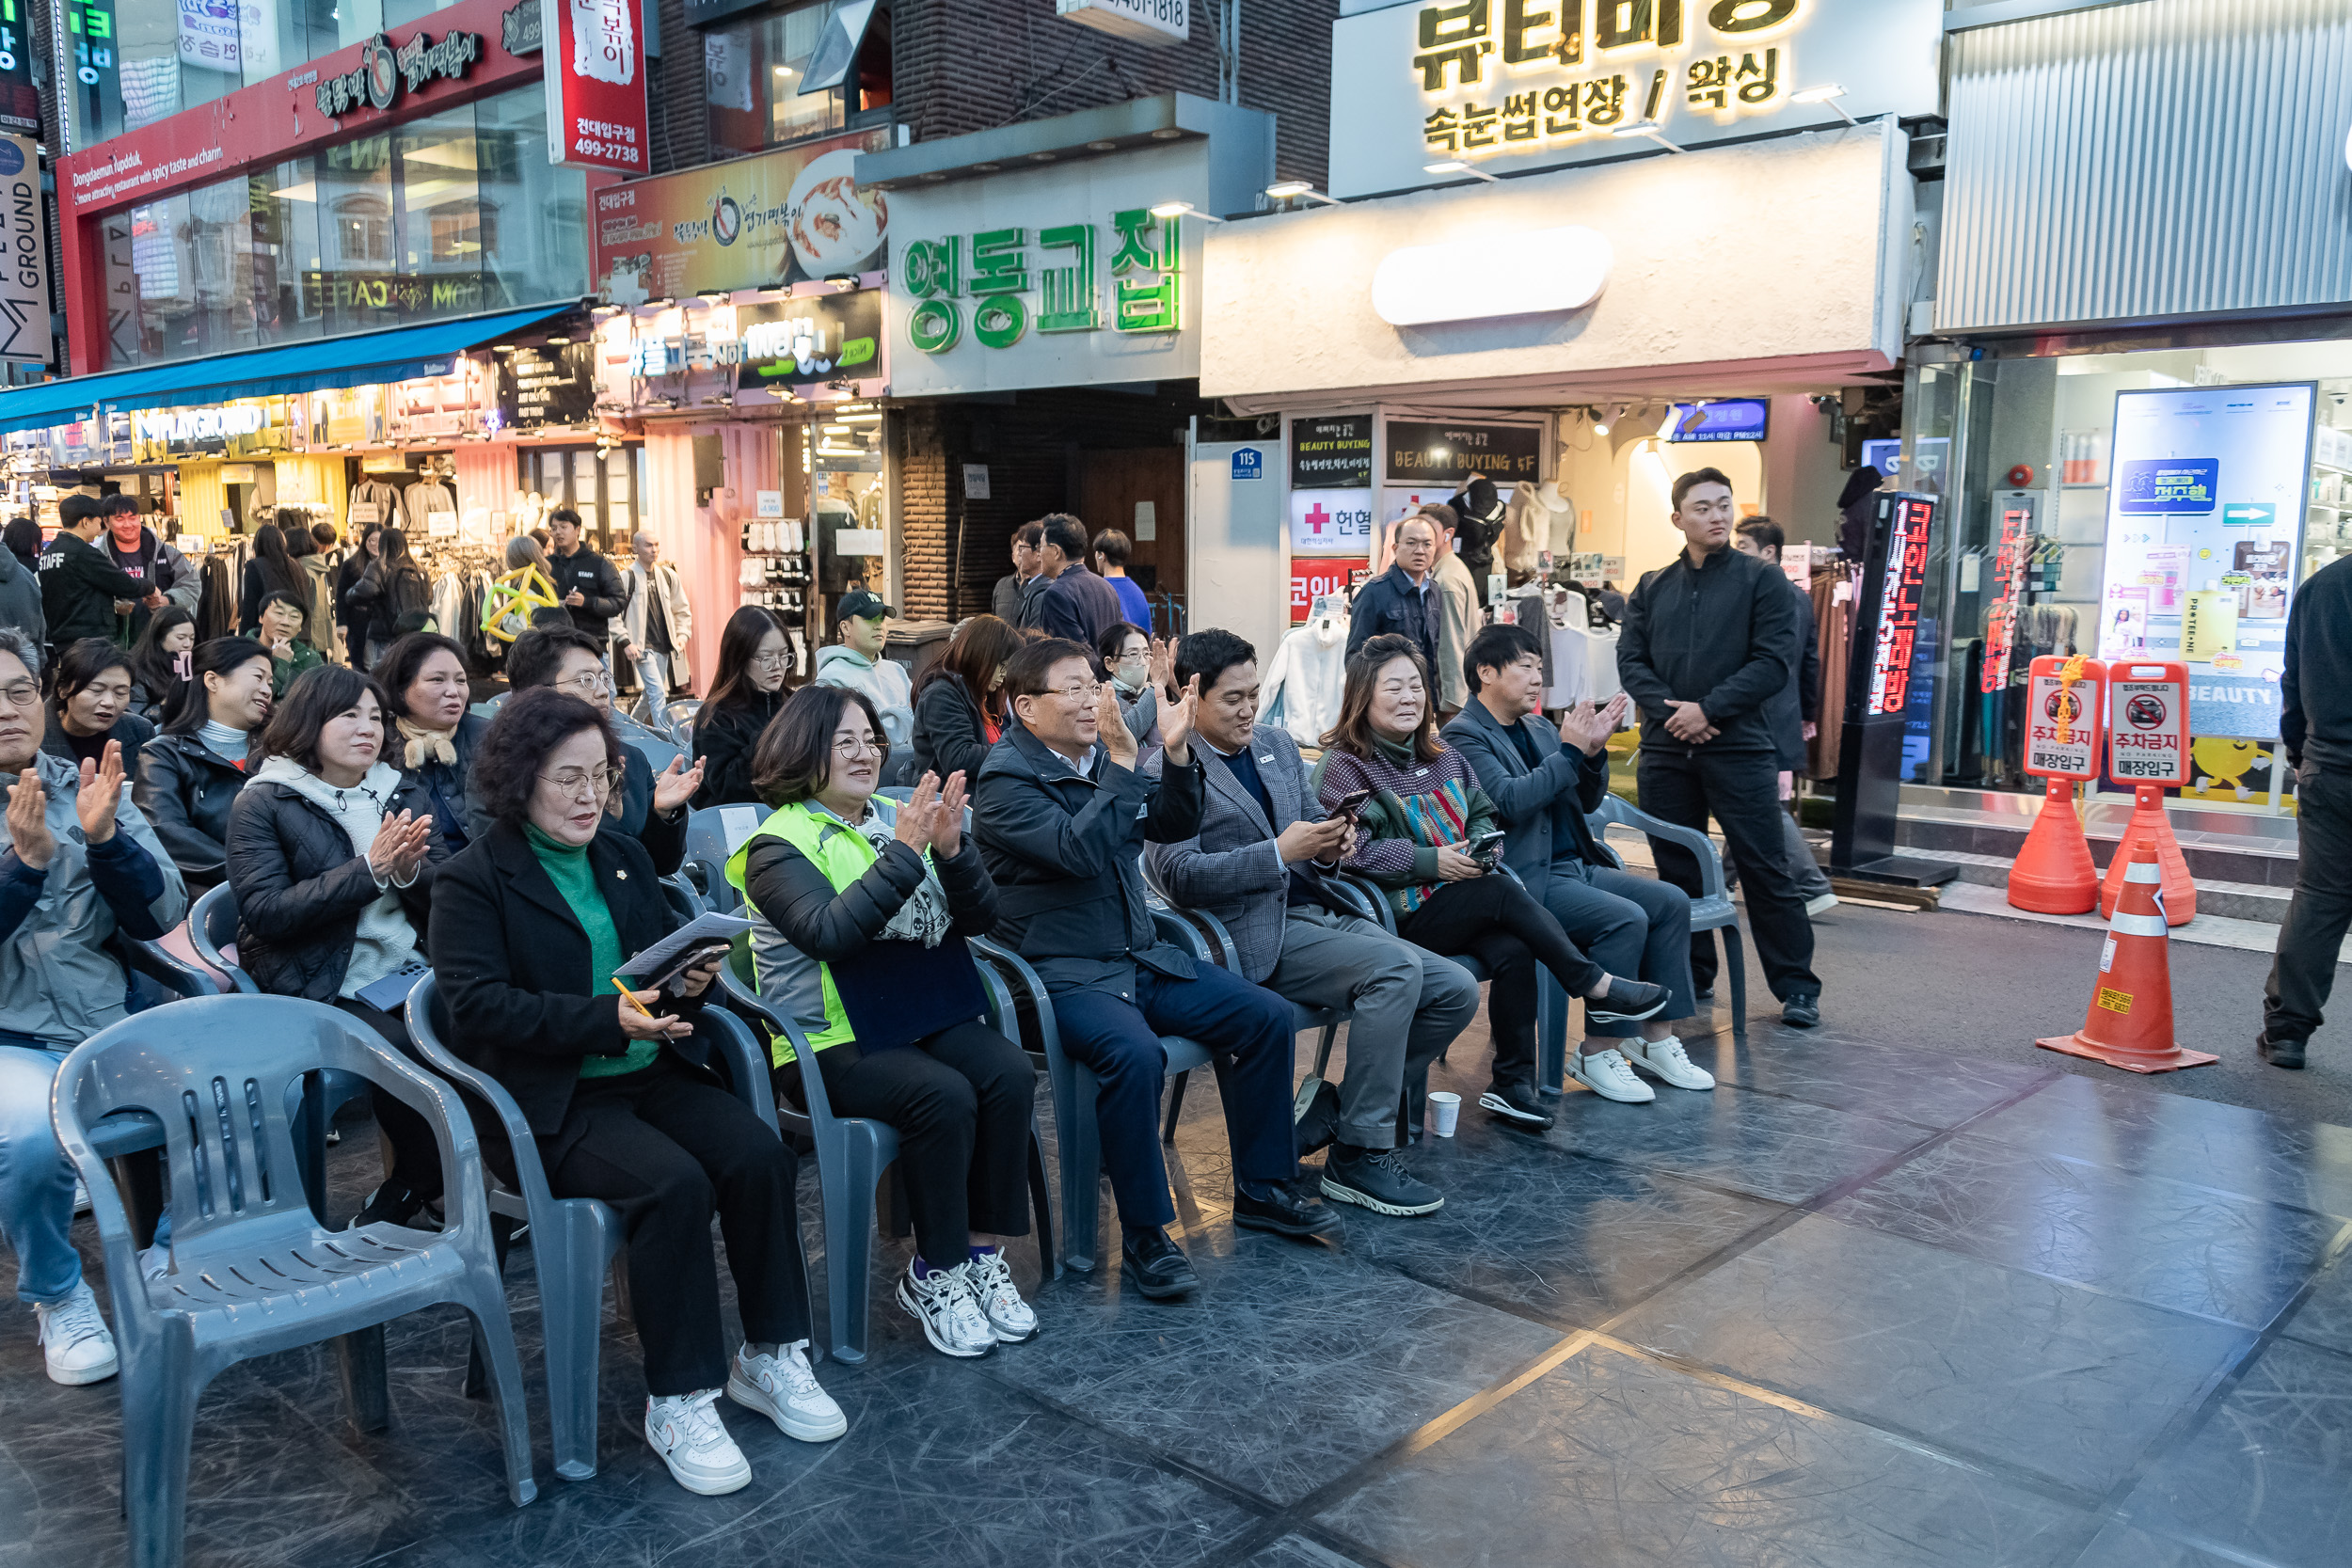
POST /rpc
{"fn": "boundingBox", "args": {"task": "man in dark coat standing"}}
[2262,551,2352,1069]
[1344,513,1441,674]
[545,508,625,649]
[1030,514,1122,651]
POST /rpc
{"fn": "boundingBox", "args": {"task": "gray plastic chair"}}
[682,806,748,913]
[185,883,255,994]
[407,970,781,1481]
[659,873,706,923]
[52,995,537,1568]
[719,933,1056,1363]
[1541,795,1747,1088]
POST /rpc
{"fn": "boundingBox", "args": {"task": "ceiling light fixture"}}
[1265,180,1343,206]
[1612,120,1686,153]
[1790,83,1858,125]
[1422,159,1502,182]
[1150,200,1224,223]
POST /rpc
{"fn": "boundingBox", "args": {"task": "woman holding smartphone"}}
[1313,635,1666,1132]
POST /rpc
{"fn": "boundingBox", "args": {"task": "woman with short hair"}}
[133,636,270,891]
[1096,620,1165,752]
[374,630,484,856]
[431,687,838,1495]
[44,639,155,773]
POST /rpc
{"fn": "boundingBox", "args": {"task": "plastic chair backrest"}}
[685,806,755,912]
[188,882,256,992]
[660,874,705,922]
[1586,794,1727,900]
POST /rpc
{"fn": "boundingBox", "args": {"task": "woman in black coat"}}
[908,611,1019,784]
[131,636,270,892]
[691,606,789,809]
[225,664,446,1228]
[430,688,837,1496]
[42,638,155,774]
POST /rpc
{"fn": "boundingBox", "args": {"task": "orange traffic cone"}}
[2098,784,2196,925]
[2039,845,2216,1072]
[2008,776,2099,914]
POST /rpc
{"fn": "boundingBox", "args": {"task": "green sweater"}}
[525,823,654,1078]
[270,641,324,698]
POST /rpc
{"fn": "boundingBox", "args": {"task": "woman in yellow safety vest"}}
[725,684,1040,1360]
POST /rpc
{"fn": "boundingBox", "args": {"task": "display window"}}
[704,1,893,162]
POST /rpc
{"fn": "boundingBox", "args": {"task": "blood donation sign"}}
[2025,656,2105,780]
[2106,662,2192,787]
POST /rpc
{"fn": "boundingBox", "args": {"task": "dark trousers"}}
[1637,746,1820,1001]
[506,1057,809,1397]
[1050,962,1298,1229]
[1399,876,1604,1093]
[1540,862,1697,1038]
[2266,766,2352,1044]
[336,998,441,1202]
[776,1021,1035,1268]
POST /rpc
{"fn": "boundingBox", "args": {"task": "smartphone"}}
[1328,787,1373,821]
[1468,830,1507,866]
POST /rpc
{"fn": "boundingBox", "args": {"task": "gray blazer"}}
[1441,697,1611,903]
[1144,727,1323,983]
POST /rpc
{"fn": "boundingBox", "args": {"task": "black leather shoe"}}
[1781,993,1821,1028]
[1293,1076,1342,1157]
[2258,1032,2307,1069]
[1694,986,1716,1005]
[1120,1227,1200,1299]
[1233,1185,1344,1239]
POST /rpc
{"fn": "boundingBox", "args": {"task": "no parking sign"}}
[2106,661,2190,787]
[2025,656,2105,780]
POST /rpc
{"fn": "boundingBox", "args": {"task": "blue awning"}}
[0,304,580,437]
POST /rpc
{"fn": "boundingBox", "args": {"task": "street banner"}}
[546,0,648,173]
[0,134,47,366]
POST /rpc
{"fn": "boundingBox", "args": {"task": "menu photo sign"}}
[733,290,883,392]
[546,0,649,172]
[595,131,888,303]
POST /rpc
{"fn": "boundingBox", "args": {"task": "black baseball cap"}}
[837,589,894,621]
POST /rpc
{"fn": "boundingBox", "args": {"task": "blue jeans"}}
[0,1037,80,1307]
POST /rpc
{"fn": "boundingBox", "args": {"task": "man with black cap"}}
[814,588,914,750]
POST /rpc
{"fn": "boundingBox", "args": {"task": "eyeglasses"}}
[832,735,885,759]
[0,681,36,710]
[538,765,625,800]
[1046,681,1103,704]
[749,653,791,670]
[555,670,612,696]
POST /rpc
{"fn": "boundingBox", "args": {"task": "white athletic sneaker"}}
[35,1281,118,1386]
[727,1341,848,1442]
[1569,1049,1658,1103]
[961,1250,1038,1343]
[895,1262,995,1358]
[644,1389,752,1495]
[1624,1035,1716,1091]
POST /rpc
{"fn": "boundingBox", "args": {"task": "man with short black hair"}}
[1427,505,1478,721]
[993,522,1046,626]
[974,637,1337,1299]
[1031,515,1122,649]
[617,530,694,724]
[1345,514,1441,673]
[813,588,913,749]
[39,496,163,653]
[545,508,625,648]
[1092,529,1152,631]
[96,494,199,641]
[1734,516,1836,915]
[1619,468,1821,1027]
[1147,627,1473,1215]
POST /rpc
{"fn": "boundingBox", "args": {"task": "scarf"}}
[834,803,955,949]
[396,716,457,768]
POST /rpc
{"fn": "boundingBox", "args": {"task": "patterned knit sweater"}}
[1313,734,1496,914]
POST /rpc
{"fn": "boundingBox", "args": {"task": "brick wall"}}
[653,1,1338,187]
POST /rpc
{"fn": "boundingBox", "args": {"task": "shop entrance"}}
[1079,447,1185,632]
[519,446,644,551]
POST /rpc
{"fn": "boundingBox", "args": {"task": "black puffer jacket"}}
[133,731,251,889]
[910,673,996,784]
[691,689,786,809]
[224,771,444,1002]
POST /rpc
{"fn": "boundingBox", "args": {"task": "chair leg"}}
[1536,974,1569,1094]
[543,1208,615,1481]
[110,1152,166,1251]
[824,1139,880,1365]
[120,1349,200,1568]
[1311,1023,1337,1081]
[1026,1117,1058,1282]
[1724,926,1749,1040]
[459,1278,540,1508]
[332,1325,389,1435]
[1060,1067,1102,1274]
[294,1078,330,1227]
[1161,1068,1190,1146]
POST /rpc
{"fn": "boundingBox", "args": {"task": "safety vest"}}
[724,797,922,1064]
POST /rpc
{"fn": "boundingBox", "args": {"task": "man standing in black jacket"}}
[546,508,625,650]
[1619,468,1822,1026]
[1344,512,1442,673]
[2261,553,2352,1069]
[39,497,162,653]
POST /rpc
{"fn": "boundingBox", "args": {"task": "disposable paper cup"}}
[1426,1091,1462,1138]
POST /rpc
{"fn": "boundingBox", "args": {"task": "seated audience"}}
[910,612,1020,784]
[134,636,270,892]
[1316,635,1666,1132]
[812,590,913,752]
[126,607,196,724]
[691,608,790,809]
[1146,629,1475,1214]
[1444,624,1708,1103]
[483,626,698,875]
[432,688,839,1494]
[45,639,154,774]
[0,628,186,1386]
[731,687,1037,1357]
[375,631,485,856]
[256,590,324,695]
[225,665,447,1229]
[974,638,1335,1301]
[1098,621,1166,752]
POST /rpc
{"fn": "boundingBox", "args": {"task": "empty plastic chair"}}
[185,883,255,994]
[406,971,781,1481]
[52,995,537,1568]
[682,806,755,913]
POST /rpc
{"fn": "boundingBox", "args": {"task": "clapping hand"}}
[933,770,967,857]
[6,766,54,871]
[894,772,944,851]
[76,743,128,846]
[1557,692,1629,756]
[1159,674,1201,766]
[367,808,435,883]
[1149,635,1175,697]
[1096,683,1138,768]
[653,754,703,816]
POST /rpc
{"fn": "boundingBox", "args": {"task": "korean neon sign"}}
[1866,494,1933,719]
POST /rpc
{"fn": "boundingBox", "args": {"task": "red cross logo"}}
[1306,503,1329,535]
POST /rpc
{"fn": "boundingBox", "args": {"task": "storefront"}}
[1899,0,2352,837]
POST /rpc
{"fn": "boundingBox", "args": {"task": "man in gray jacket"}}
[1144,627,1475,1216]
[0,627,187,1388]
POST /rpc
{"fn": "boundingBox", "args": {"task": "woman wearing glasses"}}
[431,687,837,1496]
[224,664,448,1228]
[489,626,702,876]
[728,685,1038,1359]
[691,607,792,810]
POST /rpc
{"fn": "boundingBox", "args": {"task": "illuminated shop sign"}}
[134,404,265,444]
[1866,493,1934,718]
[315,28,482,119]
[901,208,1182,355]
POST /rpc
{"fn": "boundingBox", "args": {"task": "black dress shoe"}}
[1781,993,1821,1028]
[1294,1076,1342,1157]
[1694,986,1716,1005]
[2258,1032,2308,1069]
[1587,976,1671,1025]
[1233,1185,1344,1239]
[1121,1227,1200,1299]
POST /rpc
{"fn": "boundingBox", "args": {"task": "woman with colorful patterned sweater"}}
[1313,634,1668,1131]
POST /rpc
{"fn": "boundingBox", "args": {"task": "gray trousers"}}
[1538,863,1697,1038]
[1265,908,1481,1149]
[1783,808,1834,900]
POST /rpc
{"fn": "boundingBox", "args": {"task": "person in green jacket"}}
[256,591,324,697]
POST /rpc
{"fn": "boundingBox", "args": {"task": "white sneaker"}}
[34,1281,119,1386]
[961,1250,1037,1343]
[644,1389,752,1496]
[1569,1049,1657,1103]
[1805,891,1841,916]
[139,1243,171,1282]
[727,1341,847,1442]
[895,1262,995,1358]
[72,1179,89,1215]
[1624,1035,1716,1091]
